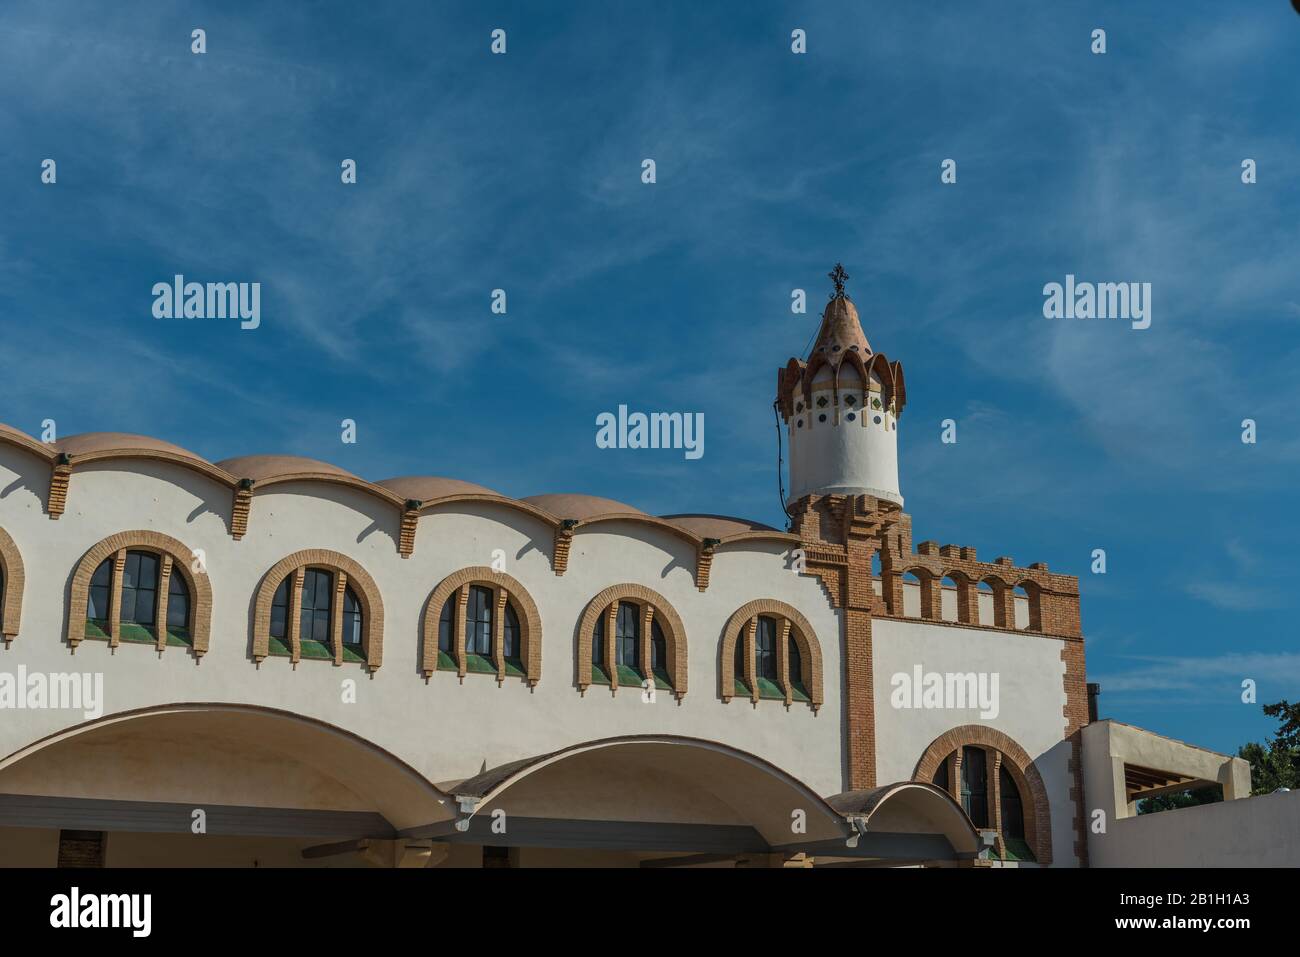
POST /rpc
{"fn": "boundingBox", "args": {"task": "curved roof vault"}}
[0,421,795,556]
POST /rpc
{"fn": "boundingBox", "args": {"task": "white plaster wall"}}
[1089,790,1300,868]
[871,617,1078,865]
[787,411,901,504]
[0,448,845,797]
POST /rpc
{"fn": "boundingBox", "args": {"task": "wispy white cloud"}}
[1093,653,1300,694]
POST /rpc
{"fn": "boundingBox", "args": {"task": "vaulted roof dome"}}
[661,514,779,538]
[56,432,208,461]
[215,454,360,483]
[521,493,645,520]
[377,476,501,501]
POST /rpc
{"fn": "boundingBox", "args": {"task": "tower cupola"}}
[776,264,907,506]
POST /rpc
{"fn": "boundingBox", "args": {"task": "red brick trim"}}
[1061,636,1090,866]
[420,566,542,685]
[66,530,214,656]
[913,725,1054,867]
[47,462,71,519]
[576,583,687,699]
[252,549,384,671]
[719,599,823,712]
[0,526,25,643]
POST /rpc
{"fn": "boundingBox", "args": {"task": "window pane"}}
[788,633,802,685]
[342,587,362,646]
[438,596,454,653]
[962,746,988,828]
[734,624,746,681]
[651,619,666,672]
[121,551,159,626]
[300,569,333,644]
[756,617,776,679]
[615,601,639,667]
[503,602,520,659]
[167,572,190,630]
[999,765,1024,839]
[88,558,113,621]
[468,586,493,656]
[270,577,289,639]
[592,615,605,665]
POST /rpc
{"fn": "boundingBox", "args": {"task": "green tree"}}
[1238,700,1300,795]
[1136,785,1221,815]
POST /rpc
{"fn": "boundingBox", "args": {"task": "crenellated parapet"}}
[788,493,1081,639]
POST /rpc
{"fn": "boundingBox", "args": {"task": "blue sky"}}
[1,1,1297,756]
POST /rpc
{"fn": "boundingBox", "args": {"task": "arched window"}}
[421,568,540,685]
[721,602,822,711]
[253,552,381,669]
[917,735,1044,864]
[264,568,366,663]
[576,585,687,699]
[84,549,192,647]
[69,531,212,656]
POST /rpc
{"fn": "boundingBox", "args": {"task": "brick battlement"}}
[787,493,1081,639]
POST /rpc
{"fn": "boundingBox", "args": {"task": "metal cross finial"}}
[828,263,850,298]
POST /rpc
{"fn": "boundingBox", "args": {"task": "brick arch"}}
[0,526,25,643]
[67,530,214,656]
[420,566,542,685]
[939,569,978,624]
[976,575,1012,628]
[913,725,1053,867]
[252,549,384,671]
[1012,579,1043,632]
[719,599,823,712]
[902,566,938,621]
[576,583,687,700]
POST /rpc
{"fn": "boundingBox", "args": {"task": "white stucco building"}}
[0,268,1270,868]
